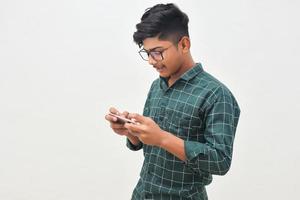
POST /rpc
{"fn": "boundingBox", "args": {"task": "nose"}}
[148,54,157,66]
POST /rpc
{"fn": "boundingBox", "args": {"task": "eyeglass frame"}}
[138,44,173,61]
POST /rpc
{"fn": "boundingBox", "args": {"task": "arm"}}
[159,131,186,161]
[126,93,240,175]
[183,93,240,175]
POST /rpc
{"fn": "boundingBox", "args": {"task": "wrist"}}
[157,130,186,161]
[127,134,140,145]
[158,130,171,148]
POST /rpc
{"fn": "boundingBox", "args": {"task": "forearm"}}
[159,130,186,161]
[158,130,231,175]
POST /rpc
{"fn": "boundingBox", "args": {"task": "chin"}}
[159,72,169,78]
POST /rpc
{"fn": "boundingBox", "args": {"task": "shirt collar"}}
[180,63,203,81]
[159,63,204,90]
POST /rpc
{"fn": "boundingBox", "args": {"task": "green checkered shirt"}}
[127,63,240,200]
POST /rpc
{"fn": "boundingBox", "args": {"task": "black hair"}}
[133,3,189,48]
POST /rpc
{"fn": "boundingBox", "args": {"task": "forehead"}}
[142,37,172,51]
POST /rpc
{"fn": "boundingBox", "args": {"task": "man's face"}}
[141,37,184,79]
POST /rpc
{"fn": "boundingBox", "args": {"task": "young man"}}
[105,3,240,200]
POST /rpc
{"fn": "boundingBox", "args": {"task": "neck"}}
[168,55,195,86]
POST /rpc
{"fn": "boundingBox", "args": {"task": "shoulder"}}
[152,78,160,87]
[194,70,238,106]
[147,78,160,92]
[144,78,160,99]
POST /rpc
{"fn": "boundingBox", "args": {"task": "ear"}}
[179,36,191,53]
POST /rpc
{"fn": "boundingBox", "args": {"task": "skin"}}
[105,35,196,161]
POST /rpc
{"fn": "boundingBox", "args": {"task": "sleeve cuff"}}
[184,140,208,162]
[126,138,143,151]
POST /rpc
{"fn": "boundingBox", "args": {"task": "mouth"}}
[154,66,166,73]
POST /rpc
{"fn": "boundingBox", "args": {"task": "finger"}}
[105,114,118,122]
[126,126,139,136]
[109,107,120,115]
[128,130,140,137]
[113,129,129,136]
[124,123,143,133]
[122,111,140,124]
[127,113,146,123]
[113,129,127,134]
[121,111,129,118]
[110,123,126,129]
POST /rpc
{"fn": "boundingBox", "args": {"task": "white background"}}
[0,0,299,199]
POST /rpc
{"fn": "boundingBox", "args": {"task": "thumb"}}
[128,113,146,123]
[109,107,120,115]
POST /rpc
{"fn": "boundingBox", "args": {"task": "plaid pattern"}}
[127,63,240,200]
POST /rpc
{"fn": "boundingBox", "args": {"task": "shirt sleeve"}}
[126,138,143,151]
[184,88,240,175]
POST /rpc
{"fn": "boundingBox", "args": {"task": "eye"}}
[150,51,162,56]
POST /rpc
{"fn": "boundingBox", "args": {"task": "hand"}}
[105,107,131,136]
[124,113,167,147]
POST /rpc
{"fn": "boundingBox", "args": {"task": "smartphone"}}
[108,113,137,124]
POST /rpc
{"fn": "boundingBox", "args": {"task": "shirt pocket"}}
[164,114,202,139]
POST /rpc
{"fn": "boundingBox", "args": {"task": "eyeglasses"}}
[138,45,173,61]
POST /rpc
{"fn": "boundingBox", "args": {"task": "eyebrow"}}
[143,46,164,52]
